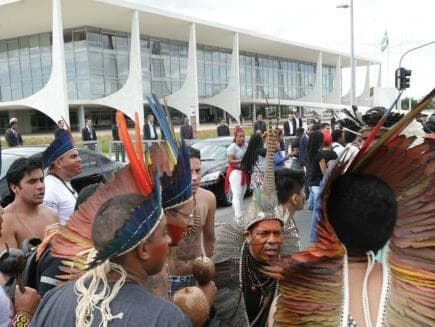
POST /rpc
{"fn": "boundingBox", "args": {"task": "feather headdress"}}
[146,94,192,209]
[263,88,435,326]
[42,129,76,168]
[49,111,162,277]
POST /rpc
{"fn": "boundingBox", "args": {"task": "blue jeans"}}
[309,186,321,242]
[307,186,316,210]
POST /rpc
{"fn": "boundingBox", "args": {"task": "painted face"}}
[11,169,45,206]
[57,149,82,176]
[246,220,283,263]
[235,131,245,146]
[165,198,194,246]
[146,217,172,274]
[190,158,201,194]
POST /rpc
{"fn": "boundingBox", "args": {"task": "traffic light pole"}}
[396,41,435,109]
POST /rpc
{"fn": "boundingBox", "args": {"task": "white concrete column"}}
[90,10,145,125]
[297,51,322,103]
[325,56,342,105]
[0,0,70,125]
[78,105,85,129]
[166,23,200,129]
[200,32,241,122]
[356,65,371,106]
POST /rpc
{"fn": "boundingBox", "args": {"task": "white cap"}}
[9,118,18,125]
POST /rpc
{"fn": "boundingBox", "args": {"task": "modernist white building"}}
[0,0,379,133]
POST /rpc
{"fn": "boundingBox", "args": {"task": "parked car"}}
[192,137,250,206]
[0,146,123,207]
[192,137,233,206]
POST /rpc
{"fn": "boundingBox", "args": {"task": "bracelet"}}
[10,312,31,327]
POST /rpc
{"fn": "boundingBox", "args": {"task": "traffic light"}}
[395,67,412,90]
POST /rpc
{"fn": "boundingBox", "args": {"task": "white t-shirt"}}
[43,175,77,225]
[0,287,12,327]
[331,142,345,157]
[227,142,247,168]
[148,123,156,139]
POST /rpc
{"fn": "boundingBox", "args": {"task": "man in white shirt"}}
[331,129,345,157]
[42,130,82,225]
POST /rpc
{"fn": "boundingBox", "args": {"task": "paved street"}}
[215,196,313,250]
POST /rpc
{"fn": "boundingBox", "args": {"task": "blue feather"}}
[160,139,192,209]
[146,95,178,157]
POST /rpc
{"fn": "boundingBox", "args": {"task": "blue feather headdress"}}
[146,94,192,209]
[42,129,75,168]
[88,174,163,268]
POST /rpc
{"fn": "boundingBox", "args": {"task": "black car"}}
[192,137,252,206]
[0,146,123,207]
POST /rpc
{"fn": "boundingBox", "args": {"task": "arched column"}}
[200,32,241,122]
[324,56,342,105]
[0,0,69,125]
[88,10,145,125]
[297,51,322,103]
[166,23,200,128]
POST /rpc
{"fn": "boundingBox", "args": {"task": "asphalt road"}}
[215,196,313,250]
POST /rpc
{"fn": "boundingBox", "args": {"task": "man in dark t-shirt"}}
[32,282,190,327]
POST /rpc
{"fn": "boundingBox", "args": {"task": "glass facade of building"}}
[0,26,336,103]
[197,45,231,97]
[239,52,317,100]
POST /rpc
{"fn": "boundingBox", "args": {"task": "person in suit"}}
[5,118,23,147]
[310,112,321,128]
[143,113,158,140]
[253,114,267,135]
[111,123,125,163]
[54,120,65,138]
[283,113,303,137]
[179,117,194,140]
[81,118,97,151]
[217,119,230,137]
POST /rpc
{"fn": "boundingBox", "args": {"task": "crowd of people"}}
[0,94,434,327]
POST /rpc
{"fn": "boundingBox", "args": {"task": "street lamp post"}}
[337,0,355,106]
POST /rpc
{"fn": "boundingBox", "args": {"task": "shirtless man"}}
[166,147,216,295]
[0,157,58,250]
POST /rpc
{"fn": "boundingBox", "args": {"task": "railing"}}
[75,140,102,153]
[107,139,198,162]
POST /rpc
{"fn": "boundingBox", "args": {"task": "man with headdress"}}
[42,130,81,225]
[263,90,435,326]
[144,95,216,300]
[32,192,191,327]
[212,128,300,326]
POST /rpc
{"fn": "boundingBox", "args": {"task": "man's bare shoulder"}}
[197,187,216,204]
[38,206,59,223]
[2,205,19,226]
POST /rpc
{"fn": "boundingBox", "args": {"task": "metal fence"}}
[107,139,198,163]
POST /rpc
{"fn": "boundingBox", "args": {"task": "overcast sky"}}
[128,0,434,99]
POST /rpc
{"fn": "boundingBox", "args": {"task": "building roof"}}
[0,0,378,67]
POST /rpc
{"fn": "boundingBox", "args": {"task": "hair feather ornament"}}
[262,88,435,326]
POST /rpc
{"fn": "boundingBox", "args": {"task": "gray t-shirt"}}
[32,282,192,327]
[227,143,247,168]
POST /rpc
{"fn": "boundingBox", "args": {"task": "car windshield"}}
[193,142,229,161]
[1,154,22,179]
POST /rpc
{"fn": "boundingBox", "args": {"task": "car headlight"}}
[201,171,220,183]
